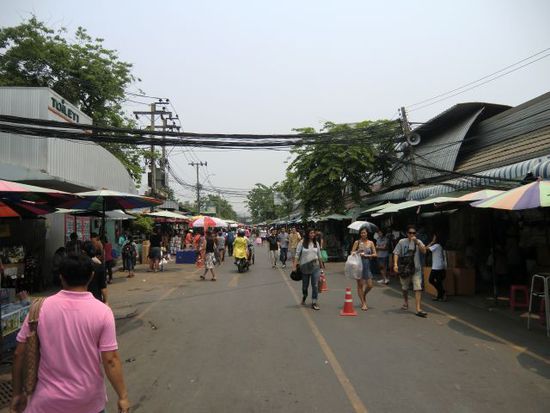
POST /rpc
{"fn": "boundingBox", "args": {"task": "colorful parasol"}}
[59,190,163,211]
[0,179,76,205]
[190,216,228,228]
[471,181,550,210]
[0,199,56,218]
[456,189,505,202]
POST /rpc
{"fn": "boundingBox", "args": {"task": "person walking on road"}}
[201,230,218,281]
[351,228,377,311]
[216,231,226,263]
[226,229,235,257]
[278,227,290,268]
[393,225,428,318]
[149,228,162,273]
[267,228,279,268]
[289,227,302,265]
[375,228,390,285]
[122,237,137,278]
[10,254,130,413]
[294,228,325,311]
[427,233,447,301]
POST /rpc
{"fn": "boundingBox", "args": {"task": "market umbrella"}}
[190,216,228,229]
[470,181,550,210]
[59,190,163,236]
[457,189,505,202]
[0,179,77,205]
[0,199,56,218]
[146,210,191,221]
[347,220,378,233]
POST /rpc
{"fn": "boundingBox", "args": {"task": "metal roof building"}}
[367,91,550,203]
[0,87,136,193]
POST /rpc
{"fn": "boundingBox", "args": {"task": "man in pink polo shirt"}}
[10,255,130,413]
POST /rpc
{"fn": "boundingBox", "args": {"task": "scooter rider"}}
[233,229,249,263]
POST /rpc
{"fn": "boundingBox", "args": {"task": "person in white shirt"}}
[427,234,447,301]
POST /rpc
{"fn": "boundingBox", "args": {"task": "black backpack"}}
[122,242,135,257]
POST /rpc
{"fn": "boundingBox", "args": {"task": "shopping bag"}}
[321,249,329,262]
[318,274,327,292]
[344,254,363,280]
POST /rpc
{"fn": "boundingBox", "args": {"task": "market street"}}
[102,247,550,413]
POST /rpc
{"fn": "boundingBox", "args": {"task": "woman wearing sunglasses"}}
[392,225,428,318]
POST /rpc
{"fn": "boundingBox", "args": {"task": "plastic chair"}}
[510,285,529,311]
[528,274,550,338]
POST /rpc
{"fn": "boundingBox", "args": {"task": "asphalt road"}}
[106,247,550,413]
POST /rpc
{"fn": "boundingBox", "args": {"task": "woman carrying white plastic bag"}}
[345,253,363,280]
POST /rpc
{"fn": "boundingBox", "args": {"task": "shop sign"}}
[50,97,80,123]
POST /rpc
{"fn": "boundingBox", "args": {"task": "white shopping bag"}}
[344,253,363,280]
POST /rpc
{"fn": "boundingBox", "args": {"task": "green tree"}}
[132,215,154,235]
[205,194,238,220]
[246,183,278,223]
[289,120,399,215]
[0,17,146,184]
[273,173,301,218]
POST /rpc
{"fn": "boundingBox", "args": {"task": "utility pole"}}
[399,106,418,186]
[189,161,207,214]
[133,100,176,198]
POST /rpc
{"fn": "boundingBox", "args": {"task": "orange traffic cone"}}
[319,274,328,292]
[340,287,357,316]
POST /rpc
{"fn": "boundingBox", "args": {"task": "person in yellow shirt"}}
[233,229,249,261]
[289,227,302,265]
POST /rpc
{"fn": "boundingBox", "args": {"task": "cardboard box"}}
[446,251,464,268]
[449,267,475,296]
[423,267,455,297]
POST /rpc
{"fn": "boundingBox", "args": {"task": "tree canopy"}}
[0,16,146,184]
[289,120,399,215]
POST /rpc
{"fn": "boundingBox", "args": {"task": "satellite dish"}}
[407,133,421,146]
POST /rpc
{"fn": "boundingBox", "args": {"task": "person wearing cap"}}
[185,230,194,249]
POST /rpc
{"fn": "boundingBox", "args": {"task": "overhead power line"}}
[406,47,550,112]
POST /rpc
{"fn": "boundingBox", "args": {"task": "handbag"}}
[318,274,327,293]
[290,266,303,281]
[24,297,46,395]
[320,249,329,262]
[398,244,416,277]
[290,245,304,281]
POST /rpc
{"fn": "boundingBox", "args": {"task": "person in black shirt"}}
[267,228,279,268]
[200,231,218,281]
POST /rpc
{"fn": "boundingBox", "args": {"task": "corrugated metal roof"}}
[392,107,486,184]
[455,125,550,172]
[0,87,136,193]
[458,91,550,159]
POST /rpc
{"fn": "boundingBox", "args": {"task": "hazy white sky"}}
[3,0,550,214]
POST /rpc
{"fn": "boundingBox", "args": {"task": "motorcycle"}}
[235,257,249,273]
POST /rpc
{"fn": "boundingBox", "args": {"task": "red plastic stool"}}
[510,285,529,311]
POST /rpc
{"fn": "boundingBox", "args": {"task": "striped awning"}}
[407,156,550,200]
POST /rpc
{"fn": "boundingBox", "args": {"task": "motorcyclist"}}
[233,229,249,263]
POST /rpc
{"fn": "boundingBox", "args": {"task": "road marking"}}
[420,301,550,366]
[228,274,241,288]
[278,268,368,413]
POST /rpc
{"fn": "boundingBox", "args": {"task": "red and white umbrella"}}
[190,216,228,228]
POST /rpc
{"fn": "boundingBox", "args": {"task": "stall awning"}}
[407,155,550,200]
[317,213,353,222]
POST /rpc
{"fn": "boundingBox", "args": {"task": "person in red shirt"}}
[184,229,194,248]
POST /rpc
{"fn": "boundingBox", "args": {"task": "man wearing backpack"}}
[393,225,428,318]
[122,237,137,278]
